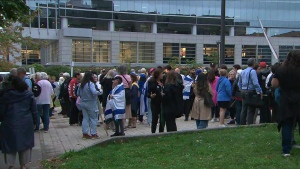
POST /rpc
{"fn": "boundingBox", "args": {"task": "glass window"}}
[242,45,256,65]
[257,45,272,65]
[68,18,108,30]
[163,43,180,64]
[203,44,218,64]
[21,48,41,65]
[180,43,196,64]
[158,23,191,34]
[119,42,137,63]
[115,21,152,33]
[225,45,235,65]
[278,46,299,62]
[163,43,196,64]
[50,41,59,63]
[72,40,91,62]
[93,41,111,63]
[138,42,155,63]
[119,42,155,63]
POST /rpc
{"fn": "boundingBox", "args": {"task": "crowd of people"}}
[0,51,300,168]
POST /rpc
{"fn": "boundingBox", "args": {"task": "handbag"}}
[204,91,214,107]
[242,69,264,107]
[76,96,82,111]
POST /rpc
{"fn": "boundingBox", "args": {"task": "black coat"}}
[0,89,37,153]
[162,83,184,118]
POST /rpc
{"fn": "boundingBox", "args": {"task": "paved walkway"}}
[0,107,248,169]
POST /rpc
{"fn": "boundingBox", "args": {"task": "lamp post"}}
[220,0,226,65]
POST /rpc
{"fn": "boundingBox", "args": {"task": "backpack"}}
[31,79,41,97]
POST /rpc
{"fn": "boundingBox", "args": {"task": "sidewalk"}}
[0,107,245,169]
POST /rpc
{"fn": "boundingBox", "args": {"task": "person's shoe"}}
[219,124,227,127]
[63,115,68,118]
[91,134,100,139]
[191,118,194,120]
[44,130,49,133]
[82,134,91,140]
[227,119,235,125]
[50,116,56,119]
[110,133,119,137]
[119,133,125,136]
[215,118,220,122]
[34,129,39,132]
[184,118,188,121]
[210,118,215,123]
[283,154,291,157]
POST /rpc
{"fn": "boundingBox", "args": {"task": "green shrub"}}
[46,65,70,80]
[0,60,15,71]
[29,63,46,72]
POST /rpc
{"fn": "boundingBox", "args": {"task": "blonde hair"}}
[105,70,114,79]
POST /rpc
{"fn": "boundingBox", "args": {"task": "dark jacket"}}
[59,77,71,100]
[0,89,37,153]
[147,80,163,105]
[131,83,139,112]
[100,77,113,104]
[162,83,184,118]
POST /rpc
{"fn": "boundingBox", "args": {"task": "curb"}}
[94,124,265,147]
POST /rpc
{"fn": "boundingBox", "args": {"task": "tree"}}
[0,0,29,27]
[208,51,219,65]
[0,0,38,63]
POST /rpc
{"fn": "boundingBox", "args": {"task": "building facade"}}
[21,0,300,67]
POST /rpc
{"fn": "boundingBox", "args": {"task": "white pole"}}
[70,61,74,77]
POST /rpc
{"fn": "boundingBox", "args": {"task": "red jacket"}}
[68,78,79,99]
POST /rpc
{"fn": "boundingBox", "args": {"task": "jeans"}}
[260,96,271,123]
[211,106,220,118]
[36,104,50,130]
[235,100,242,125]
[82,108,98,135]
[196,120,208,129]
[282,118,295,154]
[240,91,256,125]
[147,99,152,124]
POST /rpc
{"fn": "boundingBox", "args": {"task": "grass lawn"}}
[43,124,300,169]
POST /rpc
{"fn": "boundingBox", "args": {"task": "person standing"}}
[227,70,237,125]
[162,71,181,132]
[271,50,300,157]
[68,72,82,125]
[35,72,54,133]
[148,69,164,133]
[232,69,243,125]
[77,72,102,139]
[238,58,263,125]
[207,70,220,123]
[130,73,139,128]
[137,73,146,123]
[116,65,132,128]
[17,67,32,90]
[258,62,271,123]
[0,76,37,169]
[191,73,213,129]
[109,76,126,137]
[182,68,196,121]
[58,73,71,117]
[216,69,232,127]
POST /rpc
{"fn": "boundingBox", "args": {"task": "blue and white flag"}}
[105,83,126,120]
[140,77,151,116]
[183,75,194,100]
